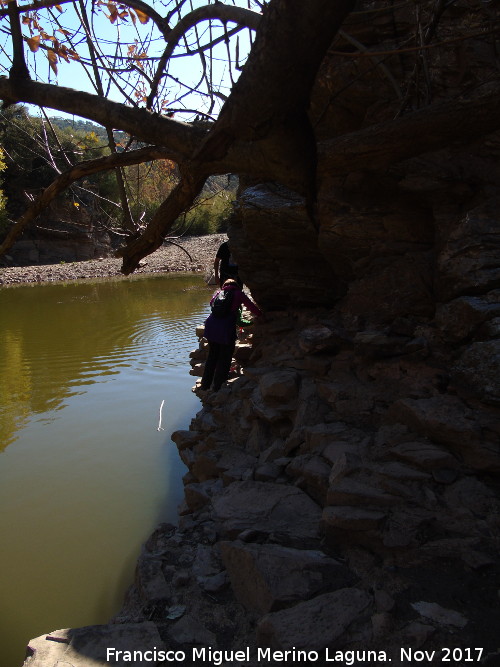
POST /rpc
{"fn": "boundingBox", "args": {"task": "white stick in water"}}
[157,399,165,431]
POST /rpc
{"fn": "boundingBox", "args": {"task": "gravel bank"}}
[0,234,226,287]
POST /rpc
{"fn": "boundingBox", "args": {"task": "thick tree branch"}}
[0,76,206,157]
[6,0,30,81]
[0,146,178,257]
[189,0,356,200]
[116,170,207,274]
[119,0,357,273]
[166,4,262,44]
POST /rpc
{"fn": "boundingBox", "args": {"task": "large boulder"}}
[229,184,340,309]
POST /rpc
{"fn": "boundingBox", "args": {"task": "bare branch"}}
[147,4,261,108]
[163,239,193,262]
[166,4,261,45]
[0,145,180,257]
[0,0,74,18]
[0,0,170,37]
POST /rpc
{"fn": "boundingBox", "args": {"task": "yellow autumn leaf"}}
[134,8,149,24]
[26,35,40,52]
[47,49,58,75]
[58,45,70,63]
[107,6,118,24]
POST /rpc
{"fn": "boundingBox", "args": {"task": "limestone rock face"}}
[256,588,371,650]
[211,480,322,545]
[220,541,354,613]
[229,184,340,309]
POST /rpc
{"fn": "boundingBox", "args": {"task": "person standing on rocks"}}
[200,278,261,392]
[214,240,242,287]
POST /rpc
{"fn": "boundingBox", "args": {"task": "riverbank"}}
[24,306,500,666]
[0,234,226,286]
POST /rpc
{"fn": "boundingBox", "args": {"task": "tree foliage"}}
[0,104,123,231]
[0,0,498,271]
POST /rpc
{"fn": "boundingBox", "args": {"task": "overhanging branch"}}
[0,77,206,158]
[0,146,179,257]
[120,0,357,273]
[117,169,207,274]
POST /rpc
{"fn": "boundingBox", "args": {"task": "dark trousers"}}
[201,340,236,391]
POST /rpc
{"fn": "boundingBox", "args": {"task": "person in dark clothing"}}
[200,279,261,392]
[214,240,242,287]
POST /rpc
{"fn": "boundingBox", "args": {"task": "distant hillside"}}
[49,116,127,144]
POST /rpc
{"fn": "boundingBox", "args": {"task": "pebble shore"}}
[0,234,226,287]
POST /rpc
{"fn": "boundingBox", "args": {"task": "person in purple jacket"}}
[200,279,262,392]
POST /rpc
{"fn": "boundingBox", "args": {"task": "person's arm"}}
[240,291,262,317]
[214,257,221,286]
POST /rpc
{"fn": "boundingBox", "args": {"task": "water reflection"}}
[0,273,211,666]
[0,275,210,448]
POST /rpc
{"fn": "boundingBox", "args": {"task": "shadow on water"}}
[0,273,211,666]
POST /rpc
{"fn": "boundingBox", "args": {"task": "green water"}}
[0,273,211,666]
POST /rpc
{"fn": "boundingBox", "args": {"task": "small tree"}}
[0,104,123,228]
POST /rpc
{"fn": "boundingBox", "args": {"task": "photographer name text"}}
[106,646,484,665]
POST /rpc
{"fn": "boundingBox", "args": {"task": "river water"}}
[0,273,211,666]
